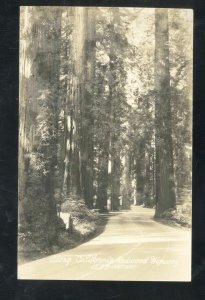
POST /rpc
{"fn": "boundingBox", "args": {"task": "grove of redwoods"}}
[19,7,192,247]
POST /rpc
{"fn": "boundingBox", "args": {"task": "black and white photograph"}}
[18,6,192,281]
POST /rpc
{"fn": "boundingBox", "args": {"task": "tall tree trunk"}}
[135,141,145,205]
[41,8,62,245]
[19,7,62,246]
[63,7,96,206]
[62,10,72,196]
[111,155,121,211]
[96,108,110,211]
[122,150,132,209]
[19,7,32,230]
[143,144,153,207]
[63,7,87,197]
[154,8,176,216]
[80,8,96,208]
[97,141,109,211]
[109,8,121,211]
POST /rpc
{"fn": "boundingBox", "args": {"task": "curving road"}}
[18,206,191,281]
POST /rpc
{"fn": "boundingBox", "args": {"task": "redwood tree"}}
[154,8,176,216]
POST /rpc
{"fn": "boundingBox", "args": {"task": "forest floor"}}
[18,206,191,281]
[18,211,109,265]
[152,203,192,229]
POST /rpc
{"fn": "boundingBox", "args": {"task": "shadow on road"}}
[86,212,110,239]
[152,216,190,230]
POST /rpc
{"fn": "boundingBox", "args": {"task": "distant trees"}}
[127,12,155,208]
[92,8,131,211]
[127,8,192,213]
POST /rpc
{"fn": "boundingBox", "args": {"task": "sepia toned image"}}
[18,7,192,281]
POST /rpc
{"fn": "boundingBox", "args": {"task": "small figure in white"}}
[107,196,111,211]
[93,194,97,209]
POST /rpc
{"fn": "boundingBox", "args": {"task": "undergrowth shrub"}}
[61,195,99,237]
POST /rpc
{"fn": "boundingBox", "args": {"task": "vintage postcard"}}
[18,7,192,281]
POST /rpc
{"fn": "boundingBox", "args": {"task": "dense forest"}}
[19,7,192,255]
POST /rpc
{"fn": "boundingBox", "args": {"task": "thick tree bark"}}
[97,141,110,211]
[109,8,121,211]
[143,144,153,207]
[63,7,87,197]
[80,8,96,208]
[19,7,62,246]
[111,155,121,211]
[122,151,132,209]
[19,7,32,229]
[19,7,48,231]
[135,141,145,205]
[154,9,176,216]
[41,8,62,244]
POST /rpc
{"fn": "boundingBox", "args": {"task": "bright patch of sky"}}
[119,8,155,106]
